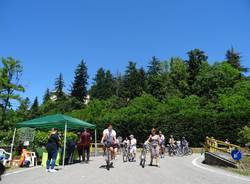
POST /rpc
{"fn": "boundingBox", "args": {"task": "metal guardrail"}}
[205,136,240,154]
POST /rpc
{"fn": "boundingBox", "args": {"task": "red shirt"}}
[80,132,91,147]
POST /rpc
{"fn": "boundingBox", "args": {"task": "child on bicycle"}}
[129,135,137,161]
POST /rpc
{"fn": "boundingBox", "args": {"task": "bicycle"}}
[159,144,166,158]
[140,143,149,168]
[103,142,113,170]
[182,146,193,156]
[167,144,176,156]
[122,143,129,162]
[127,145,136,162]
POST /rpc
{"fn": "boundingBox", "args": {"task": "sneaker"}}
[49,169,58,173]
[46,169,49,172]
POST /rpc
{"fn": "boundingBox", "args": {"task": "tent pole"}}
[95,129,97,157]
[62,121,67,168]
[10,128,17,160]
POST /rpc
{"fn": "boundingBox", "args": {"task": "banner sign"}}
[19,128,36,142]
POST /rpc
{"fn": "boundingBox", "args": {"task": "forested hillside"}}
[1,48,250,146]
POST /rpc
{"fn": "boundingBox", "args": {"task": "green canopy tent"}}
[11,114,97,167]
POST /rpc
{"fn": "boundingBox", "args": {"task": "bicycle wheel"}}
[188,148,193,155]
[142,158,146,168]
[123,151,128,162]
[106,149,110,170]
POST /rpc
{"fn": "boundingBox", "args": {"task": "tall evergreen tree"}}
[147,56,163,76]
[71,60,88,102]
[90,68,115,99]
[54,73,65,100]
[169,57,189,95]
[29,97,39,118]
[187,49,208,87]
[226,48,247,72]
[147,57,165,100]
[138,67,147,92]
[43,88,50,103]
[16,97,30,121]
[0,57,25,126]
[104,70,115,98]
[122,61,143,100]
[114,72,124,98]
[90,68,106,99]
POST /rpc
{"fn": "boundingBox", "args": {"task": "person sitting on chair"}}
[18,146,31,168]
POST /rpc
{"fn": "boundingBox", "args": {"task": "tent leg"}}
[95,129,97,157]
[10,128,17,160]
[62,122,67,168]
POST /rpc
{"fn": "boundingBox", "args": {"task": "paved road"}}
[2,154,250,184]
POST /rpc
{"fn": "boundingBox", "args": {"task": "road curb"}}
[192,156,250,182]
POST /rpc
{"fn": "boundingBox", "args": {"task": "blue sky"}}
[0,0,250,106]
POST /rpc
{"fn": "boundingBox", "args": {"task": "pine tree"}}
[0,57,25,125]
[104,70,115,98]
[71,60,88,102]
[114,72,124,98]
[187,49,208,87]
[43,88,50,103]
[147,56,163,76]
[90,68,115,99]
[29,97,39,118]
[54,73,65,100]
[122,61,143,100]
[17,97,30,121]
[226,48,248,72]
[138,67,147,92]
[147,57,165,100]
[90,68,106,99]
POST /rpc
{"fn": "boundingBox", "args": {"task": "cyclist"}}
[123,137,129,145]
[146,128,160,167]
[169,135,175,145]
[101,124,117,161]
[168,135,176,156]
[181,137,188,153]
[129,135,137,161]
[159,131,165,158]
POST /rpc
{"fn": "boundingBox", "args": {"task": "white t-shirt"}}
[103,129,116,138]
[130,138,137,146]
[160,134,165,142]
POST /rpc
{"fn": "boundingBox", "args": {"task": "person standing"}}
[46,128,60,172]
[0,161,5,181]
[146,128,160,167]
[159,131,165,158]
[77,132,83,162]
[66,138,76,164]
[80,129,92,163]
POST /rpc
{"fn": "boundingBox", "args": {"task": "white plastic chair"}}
[29,152,37,167]
[0,149,11,166]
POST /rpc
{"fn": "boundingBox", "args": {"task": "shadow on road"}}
[99,165,115,170]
